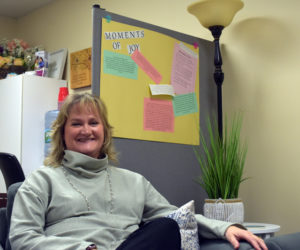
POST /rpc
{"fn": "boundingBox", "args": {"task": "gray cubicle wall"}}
[91,5,217,213]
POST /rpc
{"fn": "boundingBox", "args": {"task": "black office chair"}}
[0,153,25,190]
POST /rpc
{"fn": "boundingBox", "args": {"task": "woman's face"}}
[64,103,104,158]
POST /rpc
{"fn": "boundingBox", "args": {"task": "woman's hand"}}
[225,226,268,250]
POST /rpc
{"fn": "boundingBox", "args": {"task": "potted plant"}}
[193,113,248,223]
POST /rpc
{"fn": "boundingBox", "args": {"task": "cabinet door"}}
[0,76,22,158]
[0,76,23,192]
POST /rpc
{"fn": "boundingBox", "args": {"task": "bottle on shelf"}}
[58,87,69,110]
[44,87,69,157]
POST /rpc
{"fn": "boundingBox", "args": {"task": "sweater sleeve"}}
[195,214,236,239]
[141,177,178,221]
[140,177,241,240]
[9,180,93,250]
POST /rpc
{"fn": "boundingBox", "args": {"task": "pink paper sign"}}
[171,43,198,94]
[131,50,162,84]
[144,98,174,133]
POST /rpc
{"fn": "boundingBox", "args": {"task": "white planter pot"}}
[203,198,244,223]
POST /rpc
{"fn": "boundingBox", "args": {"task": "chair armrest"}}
[200,232,300,250]
[265,232,300,250]
[200,239,255,250]
[0,208,7,249]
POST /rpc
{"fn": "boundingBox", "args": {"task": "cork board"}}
[70,47,91,89]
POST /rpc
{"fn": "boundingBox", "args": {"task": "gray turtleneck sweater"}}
[9,150,233,250]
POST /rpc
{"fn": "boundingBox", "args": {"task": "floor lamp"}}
[187,0,244,139]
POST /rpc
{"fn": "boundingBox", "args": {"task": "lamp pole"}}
[209,25,224,139]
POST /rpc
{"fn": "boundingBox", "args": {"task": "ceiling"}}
[0,0,56,18]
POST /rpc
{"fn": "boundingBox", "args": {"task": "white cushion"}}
[166,200,200,250]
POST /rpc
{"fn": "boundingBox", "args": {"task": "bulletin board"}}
[91,6,217,210]
[92,7,207,146]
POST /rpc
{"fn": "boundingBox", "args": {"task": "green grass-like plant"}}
[193,114,248,199]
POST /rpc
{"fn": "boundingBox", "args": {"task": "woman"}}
[9,93,267,250]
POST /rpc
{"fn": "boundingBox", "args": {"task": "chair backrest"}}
[0,153,25,190]
[0,182,23,250]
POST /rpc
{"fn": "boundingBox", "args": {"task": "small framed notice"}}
[48,48,68,79]
[70,47,92,89]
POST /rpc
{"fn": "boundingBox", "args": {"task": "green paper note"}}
[103,50,138,79]
[173,92,198,117]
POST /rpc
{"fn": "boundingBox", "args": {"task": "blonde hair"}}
[44,93,118,166]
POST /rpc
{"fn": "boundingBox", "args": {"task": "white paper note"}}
[149,84,175,96]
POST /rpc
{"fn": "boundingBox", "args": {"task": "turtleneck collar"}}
[62,150,108,178]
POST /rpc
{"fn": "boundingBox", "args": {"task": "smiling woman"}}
[64,103,105,159]
[9,93,267,250]
[44,92,118,167]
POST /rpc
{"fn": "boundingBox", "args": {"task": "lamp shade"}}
[187,0,244,28]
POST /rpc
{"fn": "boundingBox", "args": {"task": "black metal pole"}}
[209,25,224,140]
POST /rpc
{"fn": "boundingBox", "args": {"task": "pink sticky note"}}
[131,50,162,84]
[143,98,174,133]
[171,43,197,95]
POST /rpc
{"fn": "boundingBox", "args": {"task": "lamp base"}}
[209,25,224,40]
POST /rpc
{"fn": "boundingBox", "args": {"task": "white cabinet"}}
[0,75,67,192]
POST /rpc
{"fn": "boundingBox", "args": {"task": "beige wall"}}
[13,0,99,85]
[0,16,17,39]
[221,0,300,236]
[1,0,299,235]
